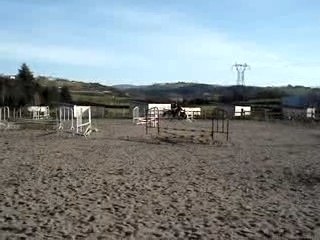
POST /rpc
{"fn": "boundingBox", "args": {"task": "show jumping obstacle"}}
[0,106,55,130]
[132,106,142,124]
[132,106,160,130]
[74,105,92,135]
[0,106,10,122]
[145,107,160,134]
[145,108,229,144]
[0,106,10,128]
[58,106,75,131]
[58,105,93,136]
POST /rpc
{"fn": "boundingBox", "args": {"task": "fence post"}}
[226,119,229,141]
[157,108,160,135]
[216,117,219,132]
[70,109,74,130]
[145,109,148,135]
[222,113,225,133]
[6,106,9,120]
[211,117,214,141]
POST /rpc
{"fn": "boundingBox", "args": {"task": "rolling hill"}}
[35,76,320,108]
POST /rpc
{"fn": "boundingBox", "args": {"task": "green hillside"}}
[32,77,320,107]
[36,76,130,106]
[119,82,320,106]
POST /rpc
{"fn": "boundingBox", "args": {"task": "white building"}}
[182,107,201,119]
[148,103,171,115]
[234,106,251,117]
[306,107,316,119]
[27,106,50,119]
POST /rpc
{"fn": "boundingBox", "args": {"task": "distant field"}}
[71,92,130,106]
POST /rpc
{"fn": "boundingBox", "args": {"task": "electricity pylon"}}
[232,63,250,85]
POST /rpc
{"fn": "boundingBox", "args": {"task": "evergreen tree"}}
[16,63,36,105]
[41,87,50,105]
[0,76,7,105]
[41,86,60,105]
[59,86,72,103]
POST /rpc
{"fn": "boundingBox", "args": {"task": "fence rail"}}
[145,108,229,143]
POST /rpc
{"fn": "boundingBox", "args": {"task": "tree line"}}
[0,63,72,107]
[128,82,320,107]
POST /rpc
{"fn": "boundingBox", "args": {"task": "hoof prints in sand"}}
[1,120,320,239]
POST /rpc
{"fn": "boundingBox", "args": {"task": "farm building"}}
[148,103,171,114]
[234,106,251,117]
[306,107,316,119]
[131,101,205,119]
[182,107,201,119]
[27,106,50,119]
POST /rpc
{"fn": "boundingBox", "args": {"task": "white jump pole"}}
[70,108,74,130]
[5,106,9,120]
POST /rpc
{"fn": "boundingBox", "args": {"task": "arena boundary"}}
[0,105,95,136]
[0,106,10,128]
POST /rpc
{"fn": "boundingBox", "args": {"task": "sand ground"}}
[1,119,320,239]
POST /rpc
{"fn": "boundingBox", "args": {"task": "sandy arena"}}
[1,119,320,239]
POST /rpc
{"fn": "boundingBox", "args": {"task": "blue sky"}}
[0,0,319,86]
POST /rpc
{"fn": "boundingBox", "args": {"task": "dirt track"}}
[1,120,320,239]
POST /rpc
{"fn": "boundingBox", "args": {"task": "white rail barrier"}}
[74,105,91,134]
[133,106,140,124]
[58,106,74,131]
[0,106,10,121]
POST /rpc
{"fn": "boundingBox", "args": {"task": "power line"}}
[232,63,250,85]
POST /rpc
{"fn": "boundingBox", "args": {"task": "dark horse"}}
[163,103,187,119]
